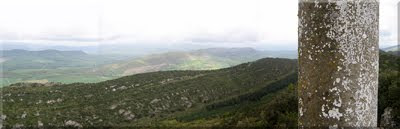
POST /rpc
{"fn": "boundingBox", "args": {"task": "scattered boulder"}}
[380,107,396,128]
[110,104,118,110]
[1,115,7,121]
[150,98,161,104]
[84,94,93,98]
[118,109,125,115]
[38,121,43,127]
[118,109,136,121]
[46,100,56,104]
[14,123,24,128]
[65,120,82,128]
[21,112,27,119]
[117,86,128,90]
[35,111,40,116]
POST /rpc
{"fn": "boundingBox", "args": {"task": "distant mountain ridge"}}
[2,49,88,57]
[382,45,400,52]
[193,47,259,57]
[382,45,400,56]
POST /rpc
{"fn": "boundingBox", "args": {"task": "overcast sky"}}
[0,0,397,50]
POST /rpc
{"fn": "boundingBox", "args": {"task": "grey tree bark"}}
[298,0,379,128]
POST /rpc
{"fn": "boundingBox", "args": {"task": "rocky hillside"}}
[1,58,297,128]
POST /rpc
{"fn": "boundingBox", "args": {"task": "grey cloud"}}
[0,32,121,43]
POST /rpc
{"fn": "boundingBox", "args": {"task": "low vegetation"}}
[378,50,400,127]
[1,58,297,128]
[1,50,398,128]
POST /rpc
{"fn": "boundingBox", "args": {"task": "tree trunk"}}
[298,0,379,128]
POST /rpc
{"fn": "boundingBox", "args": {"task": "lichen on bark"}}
[298,0,379,128]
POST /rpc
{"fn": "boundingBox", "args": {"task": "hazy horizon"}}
[0,0,398,52]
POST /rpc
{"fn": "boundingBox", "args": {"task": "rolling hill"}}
[1,48,292,87]
[96,47,270,76]
[382,45,400,52]
[382,45,400,56]
[1,58,298,128]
